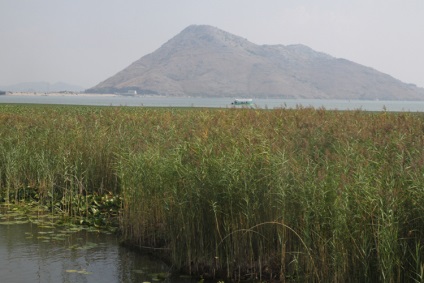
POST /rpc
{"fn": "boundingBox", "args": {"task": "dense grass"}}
[2,104,424,282]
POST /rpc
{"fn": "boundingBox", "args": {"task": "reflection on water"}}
[0,220,193,283]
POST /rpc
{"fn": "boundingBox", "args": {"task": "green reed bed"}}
[0,105,122,225]
[1,104,424,282]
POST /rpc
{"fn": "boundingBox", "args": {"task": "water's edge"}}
[0,208,195,283]
[2,95,424,112]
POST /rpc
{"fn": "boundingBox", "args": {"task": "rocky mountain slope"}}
[87,25,424,100]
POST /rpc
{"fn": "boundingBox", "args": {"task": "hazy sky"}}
[1,0,423,88]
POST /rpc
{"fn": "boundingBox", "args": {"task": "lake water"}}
[2,95,424,112]
[0,217,195,283]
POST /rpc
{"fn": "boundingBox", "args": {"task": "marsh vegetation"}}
[1,104,424,282]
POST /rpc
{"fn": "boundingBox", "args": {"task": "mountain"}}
[87,25,424,100]
[1,81,84,92]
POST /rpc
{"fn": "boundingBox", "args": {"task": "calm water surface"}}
[0,220,194,283]
[2,95,424,112]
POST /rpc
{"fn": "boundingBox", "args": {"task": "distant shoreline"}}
[6,92,118,97]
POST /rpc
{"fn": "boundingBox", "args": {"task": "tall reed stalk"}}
[2,104,424,282]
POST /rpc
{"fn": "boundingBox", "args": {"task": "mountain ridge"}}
[1,81,84,93]
[87,25,424,100]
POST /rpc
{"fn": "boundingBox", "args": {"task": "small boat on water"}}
[231,98,253,105]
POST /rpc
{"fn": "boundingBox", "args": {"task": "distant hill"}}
[87,25,424,100]
[1,81,84,93]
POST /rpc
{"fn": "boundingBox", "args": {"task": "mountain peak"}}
[87,25,424,100]
[162,24,252,51]
[181,24,220,34]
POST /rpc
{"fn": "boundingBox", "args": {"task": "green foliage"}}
[2,104,424,282]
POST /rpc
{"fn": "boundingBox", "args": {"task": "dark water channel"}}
[0,208,195,283]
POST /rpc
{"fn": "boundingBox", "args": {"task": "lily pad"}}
[68,227,83,232]
[150,272,170,280]
[37,236,50,240]
[79,270,92,275]
[13,216,27,220]
[38,231,54,235]
[54,233,67,238]
[51,237,65,241]
[65,269,92,275]
[77,242,98,250]
[133,269,145,274]
[0,220,29,225]
[38,225,56,229]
